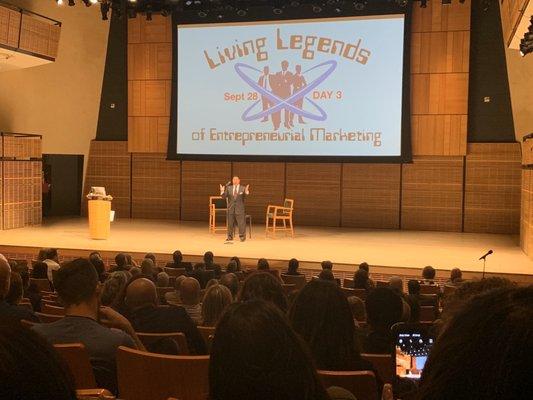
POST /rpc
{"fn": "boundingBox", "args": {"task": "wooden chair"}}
[30,278,52,292]
[136,332,190,355]
[318,370,378,400]
[116,346,209,400]
[265,198,294,237]
[443,284,457,297]
[164,267,187,278]
[54,344,97,389]
[343,278,354,288]
[420,306,437,322]
[281,283,297,296]
[197,326,215,351]
[21,319,36,328]
[341,287,367,300]
[209,196,227,234]
[19,298,33,311]
[361,353,394,384]
[35,312,63,323]
[280,274,307,290]
[376,280,390,287]
[43,303,65,315]
[76,388,114,399]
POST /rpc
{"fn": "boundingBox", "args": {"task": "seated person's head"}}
[100,271,129,307]
[0,255,10,299]
[180,277,201,305]
[389,276,403,294]
[219,272,239,299]
[419,287,533,400]
[144,253,156,264]
[347,295,366,322]
[358,262,369,272]
[226,260,238,273]
[210,300,330,400]
[353,268,369,289]
[125,277,158,312]
[450,267,463,283]
[89,251,102,265]
[321,260,333,270]
[422,265,436,281]
[115,253,127,267]
[288,258,299,274]
[5,272,23,305]
[141,258,155,277]
[230,256,241,271]
[257,258,269,271]
[130,266,141,277]
[318,269,335,282]
[172,250,183,264]
[0,322,76,400]
[156,272,170,288]
[238,272,287,312]
[206,278,219,289]
[31,261,49,279]
[204,251,214,265]
[174,275,187,292]
[407,279,421,295]
[39,248,58,262]
[53,258,99,310]
[289,280,361,370]
[365,287,403,332]
[201,284,233,327]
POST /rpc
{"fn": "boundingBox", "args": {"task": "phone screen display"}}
[395,332,434,380]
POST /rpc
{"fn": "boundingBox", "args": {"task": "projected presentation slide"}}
[176,16,405,157]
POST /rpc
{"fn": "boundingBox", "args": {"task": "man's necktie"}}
[233,186,237,197]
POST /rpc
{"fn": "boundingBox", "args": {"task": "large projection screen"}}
[174,15,407,160]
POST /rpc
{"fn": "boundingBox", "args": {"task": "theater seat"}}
[361,353,394,384]
[35,312,63,323]
[341,287,367,300]
[76,388,114,399]
[280,273,307,290]
[54,343,97,389]
[136,332,190,355]
[197,326,215,351]
[42,303,65,315]
[318,370,378,400]
[116,346,209,400]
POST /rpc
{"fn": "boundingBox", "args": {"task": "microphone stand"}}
[482,256,486,279]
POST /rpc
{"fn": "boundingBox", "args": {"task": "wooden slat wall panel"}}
[82,141,131,218]
[464,143,521,234]
[19,14,60,59]
[521,169,533,255]
[181,161,231,221]
[342,164,401,229]
[131,153,180,219]
[232,162,285,224]
[285,163,341,227]
[128,15,172,153]
[401,156,464,232]
[411,0,471,156]
[0,6,21,48]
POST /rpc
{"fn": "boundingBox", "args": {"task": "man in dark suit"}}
[219,176,250,242]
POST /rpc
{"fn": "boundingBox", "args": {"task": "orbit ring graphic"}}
[234,60,337,122]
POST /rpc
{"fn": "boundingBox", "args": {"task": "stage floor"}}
[0,217,531,277]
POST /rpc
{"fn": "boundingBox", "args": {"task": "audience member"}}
[286,258,301,275]
[407,279,437,308]
[89,251,106,282]
[289,280,376,375]
[389,276,404,296]
[447,267,463,286]
[32,258,143,393]
[130,266,141,277]
[321,260,333,270]
[358,262,375,287]
[418,287,533,400]
[125,253,136,267]
[190,262,215,289]
[156,271,170,288]
[40,248,60,282]
[204,251,222,278]
[31,261,49,280]
[421,265,437,285]
[0,255,39,322]
[353,268,372,291]
[165,250,193,273]
[219,272,239,299]
[0,322,77,400]
[318,268,336,282]
[257,258,270,270]
[230,256,242,271]
[226,260,238,273]
[140,258,156,279]
[180,277,203,325]
[144,253,156,264]
[110,253,129,272]
[363,287,403,354]
[165,275,187,305]
[209,300,332,400]
[5,271,24,307]
[201,284,233,326]
[347,295,366,324]
[125,278,206,355]
[238,272,288,312]
[100,271,129,308]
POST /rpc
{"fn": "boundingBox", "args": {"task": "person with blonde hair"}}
[201,284,233,327]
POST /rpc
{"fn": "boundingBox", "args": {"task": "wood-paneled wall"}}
[410,0,470,156]
[128,15,172,153]
[521,139,533,255]
[500,0,529,46]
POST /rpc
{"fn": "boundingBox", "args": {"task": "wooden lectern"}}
[88,200,111,240]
